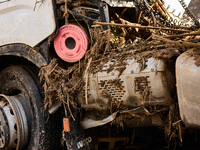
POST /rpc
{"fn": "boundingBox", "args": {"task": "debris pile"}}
[39,27,111,119]
[40,0,200,145]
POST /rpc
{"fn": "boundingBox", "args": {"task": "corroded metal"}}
[0,95,30,150]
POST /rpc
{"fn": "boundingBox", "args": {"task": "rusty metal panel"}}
[0,0,56,47]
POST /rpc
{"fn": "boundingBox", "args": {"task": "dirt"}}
[107,79,123,90]
[134,76,151,101]
[185,48,200,66]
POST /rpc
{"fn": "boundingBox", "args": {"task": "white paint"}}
[0,0,56,47]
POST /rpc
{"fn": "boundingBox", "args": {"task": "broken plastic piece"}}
[81,112,118,129]
[63,118,70,132]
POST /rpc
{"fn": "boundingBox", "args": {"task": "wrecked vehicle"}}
[0,0,200,149]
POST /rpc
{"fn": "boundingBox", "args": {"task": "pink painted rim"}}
[54,24,88,62]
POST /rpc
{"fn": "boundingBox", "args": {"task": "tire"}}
[0,65,59,150]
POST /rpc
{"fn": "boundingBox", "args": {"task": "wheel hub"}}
[0,94,30,150]
[0,107,9,148]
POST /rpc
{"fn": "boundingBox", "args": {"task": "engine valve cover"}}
[78,57,175,110]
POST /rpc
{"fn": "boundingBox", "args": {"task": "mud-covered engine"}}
[78,57,175,110]
[77,56,175,128]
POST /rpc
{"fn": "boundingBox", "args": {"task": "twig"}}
[172,120,182,126]
[79,60,81,73]
[33,0,44,11]
[49,63,58,75]
[144,28,162,42]
[85,58,92,104]
[164,30,200,39]
[91,57,107,63]
[115,13,141,30]
[64,0,69,24]
[94,21,191,33]
[153,35,200,47]
[66,93,75,121]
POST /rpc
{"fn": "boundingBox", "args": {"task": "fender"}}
[0,0,56,47]
[0,44,47,68]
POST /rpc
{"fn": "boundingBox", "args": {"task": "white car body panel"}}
[0,0,56,47]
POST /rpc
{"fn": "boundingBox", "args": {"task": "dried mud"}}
[185,47,200,66]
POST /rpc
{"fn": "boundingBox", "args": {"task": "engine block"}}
[78,57,175,110]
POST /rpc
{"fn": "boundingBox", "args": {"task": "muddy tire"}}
[0,66,59,150]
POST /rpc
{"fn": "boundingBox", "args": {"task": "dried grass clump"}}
[165,103,183,149]
[39,27,112,117]
[39,59,81,110]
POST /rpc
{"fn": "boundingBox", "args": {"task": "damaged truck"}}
[0,0,200,149]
